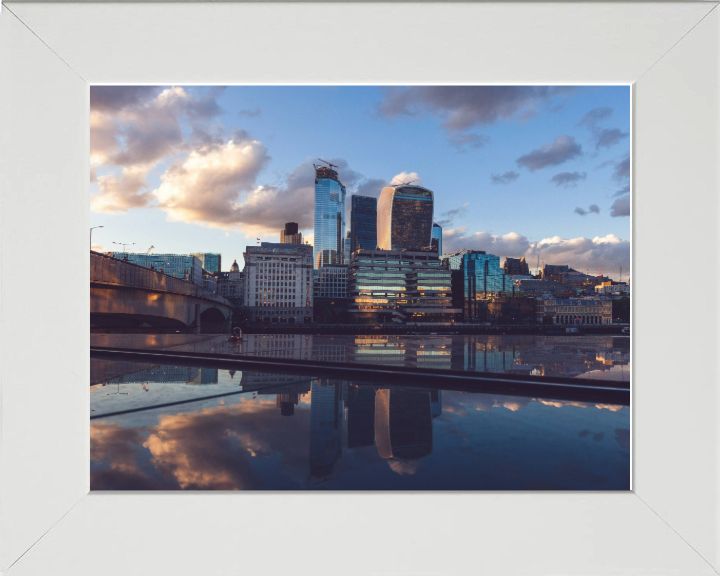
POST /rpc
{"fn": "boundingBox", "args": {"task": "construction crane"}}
[390,176,417,187]
[318,158,338,170]
[145,245,154,267]
[146,245,154,254]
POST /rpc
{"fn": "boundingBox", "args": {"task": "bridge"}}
[91,251,234,332]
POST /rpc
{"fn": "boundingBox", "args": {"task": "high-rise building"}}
[442,250,511,320]
[280,222,303,245]
[350,195,378,254]
[190,253,221,274]
[343,232,351,265]
[347,248,459,324]
[431,222,442,255]
[377,185,434,251]
[313,163,346,269]
[242,242,314,324]
[123,253,203,286]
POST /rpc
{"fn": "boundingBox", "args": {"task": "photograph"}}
[89,85,631,491]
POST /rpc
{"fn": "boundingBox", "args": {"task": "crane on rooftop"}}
[318,158,338,170]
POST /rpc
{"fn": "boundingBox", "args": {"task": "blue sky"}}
[90,85,630,278]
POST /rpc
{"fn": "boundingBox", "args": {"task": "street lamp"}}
[90,226,103,249]
[112,241,135,259]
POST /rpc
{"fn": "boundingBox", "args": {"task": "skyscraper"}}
[350,195,378,254]
[431,222,442,255]
[377,185,434,251]
[313,163,346,269]
[280,222,303,244]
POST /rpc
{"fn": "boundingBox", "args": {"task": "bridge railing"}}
[91,251,234,307]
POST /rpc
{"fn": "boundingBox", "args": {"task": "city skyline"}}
[90,85,630,279]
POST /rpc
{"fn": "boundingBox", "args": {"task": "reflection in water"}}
[91,333,631,381]
[90,359,630,491]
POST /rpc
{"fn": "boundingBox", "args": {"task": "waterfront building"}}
[347,248,459,324]
[503,256,529,276]
[190,253,221,274]
[441,250,510,320]
[313,164,346,269]
[314,264,348,300]
[595,281,630,297]
[350,195,378,254]
[124,253,203,286]
[534,297,613,324]
[243,242,314,324]
[431,222,442,255]
[377,184,434,251]
[280,222,303,245]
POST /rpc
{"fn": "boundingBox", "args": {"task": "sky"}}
[90,85,631,279]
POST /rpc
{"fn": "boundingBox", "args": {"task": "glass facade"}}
[190,253,221,274]
[313,166,346,269]
[431,222,442,255]
[442,250,510,319]
[124,253,203,286]
[377,185,434,251]
[350,195,378,253]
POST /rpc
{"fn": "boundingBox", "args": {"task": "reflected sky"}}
[92,333,631,382]
[91,360,630,491]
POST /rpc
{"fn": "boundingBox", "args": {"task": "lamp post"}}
[90,226,103,249]
[112,241,135,260]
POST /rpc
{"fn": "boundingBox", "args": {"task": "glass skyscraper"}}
[431,222,442,255]
[350,195,378,254]
[313,164,346,269]
[190,253,221,274]
[377,185,434,251]
[124,253,203,286]
[442,250,510,319]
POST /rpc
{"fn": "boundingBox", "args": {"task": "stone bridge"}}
[91,251,234,332]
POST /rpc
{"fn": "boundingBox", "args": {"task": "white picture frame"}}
[0,2,717,574]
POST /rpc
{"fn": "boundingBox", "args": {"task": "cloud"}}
[377,86,573,132]
[516,135,582,171]
[551,171,587,187]
[444,229,629,279]
[436,203,469,228]
[613,185,630,197]
[355,177,387,198]
[491,171,519,185]
[92,166,153,212]
[610,194,630,217]
[578,107,613,128]
[613,154,630,182]
[90,86,162,114]
[390,171,422,186]
[238,107,262,118]
[574,204,600,216]
[594,128,628,150]
[447,132,489,151]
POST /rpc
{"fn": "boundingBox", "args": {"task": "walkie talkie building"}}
[377,185,434,251]
[313,164,346,268]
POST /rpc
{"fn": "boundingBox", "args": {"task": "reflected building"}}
[313,164,346,269]
[430,390,442,419]
[374,389,433,461]
[377,185,434,251]
[309,379,343,478]
[346,385,376,449]
[276,393,299,416]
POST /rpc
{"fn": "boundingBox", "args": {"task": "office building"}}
[314,264,348,300]
[350,195,378,254]
[280,222,303,245]
[124,253,203,286]
[503,256,529,276]
[313,163,346,268]
[343,232,351,265]
[243,242,314,324]
[534,298,613,325]
[190,253,221,274]
[347,248,459,324]
[377,184,434,251]
[431,222,442,254]
[442,250,510,320]
[215,260,243,298]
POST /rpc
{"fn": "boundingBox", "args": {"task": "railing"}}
[90,251,233,307]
